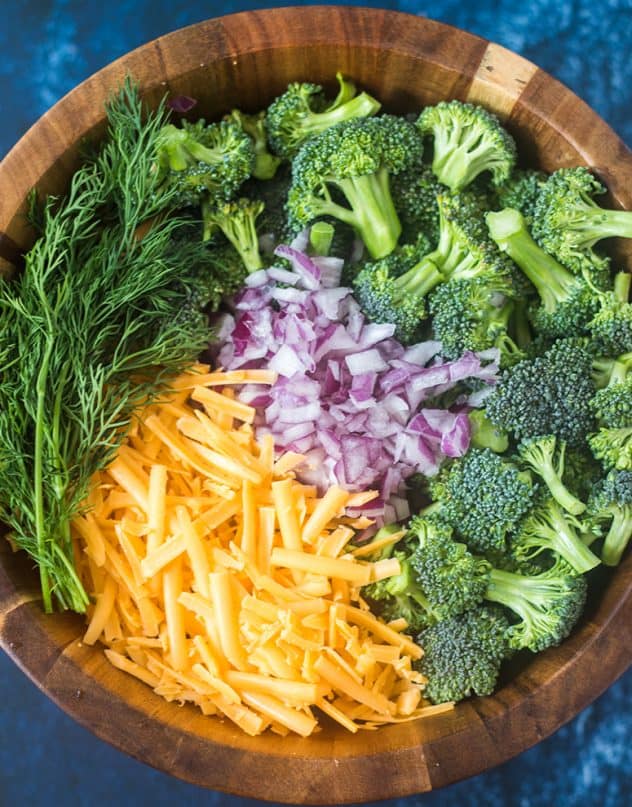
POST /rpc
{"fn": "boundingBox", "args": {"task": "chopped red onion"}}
[213,236,499,525]
[167,95,197,113]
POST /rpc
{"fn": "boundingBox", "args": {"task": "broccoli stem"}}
[521,442,586,516]
[601,508,632,566]
[301,93,381,136]
[536,504,600,573]
[309,221,334,256]
[485,568,553,631]
[336,168,402,259]
[614,271,631,302]
[434,136,496,192]
[569,206,632,245]
[486,209,577,310]
[393,257,444,298]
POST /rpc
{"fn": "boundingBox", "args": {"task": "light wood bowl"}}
[0,7,631,804]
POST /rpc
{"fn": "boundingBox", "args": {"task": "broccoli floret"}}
[468,409,509,453]
[486,208,601,339]
[588,272,632,356]
[224,108,281,180]
[587,470,632,566]
[532,167,632,277]
[561,445,604,503]
[428,274,522,362]
[435,448,537,553]
[588,426,632,471]
[511,496,600,574]
[287,115,423,259]
[408,515,491,618]
[590,353,632,428]
[202,197,264,273]
[155,120,254,207]
[516,435,586,515]
[495,168,547,226]
[352,239,441,343]
[416,606,511,704]
[265,72,381,160]
[362,537,439,633]
[417,100,516,191]
[242,166,294,250]
[485,558,587,652]
[486,338,597,446]
[391,166,443,245]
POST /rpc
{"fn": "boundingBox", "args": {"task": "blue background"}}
[1,2,631,805]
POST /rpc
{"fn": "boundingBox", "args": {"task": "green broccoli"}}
[495,168,547,226]
[408,515,491,618]
[590,352,632,428]
[417,100,516,191]
[391,166,443,245]
[587,470,632,566]
[224,108,281,180]
[416,607,511,704]
[468,409,509,453]
[485,557,587,652]
[155,120,254,207]
[202,197,264,273]
[486,208,602,339]
[588,272,632,356]
[351,239,442,343]
[433,448,537,553]
[516,435,586,515]
[485,338,597,446]
[265,72,381,160]
[511,497,600,573]
[532,167,632,277]
[354,190,512,343]
[362,543,439,633]
[241,166,295,250]
[588,426,632,471]
[428,275,522,362]
[287,115,423,259]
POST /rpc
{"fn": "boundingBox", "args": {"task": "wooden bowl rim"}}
[1,7,631,803]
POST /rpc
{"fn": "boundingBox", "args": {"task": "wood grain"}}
[0,6,631,803]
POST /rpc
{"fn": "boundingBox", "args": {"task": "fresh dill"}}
[0,82,214,613]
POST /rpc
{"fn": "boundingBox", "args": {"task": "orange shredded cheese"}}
[72,364,450,736]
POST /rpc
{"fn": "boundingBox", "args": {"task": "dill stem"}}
[34,340,53,613]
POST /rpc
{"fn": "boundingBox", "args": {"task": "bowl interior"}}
[1,8,631,804]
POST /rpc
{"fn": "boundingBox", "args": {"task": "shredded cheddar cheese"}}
[72,363,453,736]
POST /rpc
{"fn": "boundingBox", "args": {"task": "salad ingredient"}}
[417,100,516,191]
[494,168,547,227]
[587,471,632,566]
[286,115,424,259]
[155,118,254,207]
[428,448,537,554]
[588,271,632,355]
[484,558,588,653]
[265,72,381,160]
[588,426,632,471]
[590,351,632,428]
[0,83,222,613]
[225,109,282,180]
[391,167,442,246]
[202,197,265,273]
[487,208,600,339]
[75,366,444,736]
[416,607,510,704]
[516,436,586,515]
[216,245,500,524]
[511,497,600,574]
[532,167,632,278]
[485,338,597,447]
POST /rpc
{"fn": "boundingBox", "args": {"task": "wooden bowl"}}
[1,7,631,803]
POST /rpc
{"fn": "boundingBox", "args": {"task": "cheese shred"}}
[73,365,449,736]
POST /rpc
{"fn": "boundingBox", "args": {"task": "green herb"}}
[0,82,213,613]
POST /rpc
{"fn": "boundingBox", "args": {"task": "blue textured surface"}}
[1,2,631,805]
